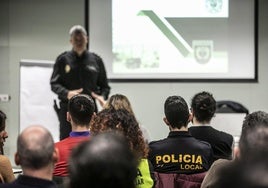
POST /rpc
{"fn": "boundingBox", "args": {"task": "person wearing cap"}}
[148,95,213,174]
[50,25,110,140]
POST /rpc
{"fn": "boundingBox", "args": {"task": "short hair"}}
[164,96,190,129]
[239,111,268,160]
[69,132,137,188]
[0,110,7,132]
[213,112,268,188]
[241,111,268,134]
[68,94,95,126]
[17,125,55,169]
[90,108,148,158]
[239,126,268,161]
[190,91,216,122]
[69,25,87,36]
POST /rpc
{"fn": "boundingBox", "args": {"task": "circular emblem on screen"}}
[206,0,223,13]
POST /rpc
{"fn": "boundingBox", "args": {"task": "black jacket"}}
[148,131,213,174]
[50,50,110,102]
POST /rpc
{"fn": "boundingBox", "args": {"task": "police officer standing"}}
[50,25,110,140]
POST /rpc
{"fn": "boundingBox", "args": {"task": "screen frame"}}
[87,0,258,83]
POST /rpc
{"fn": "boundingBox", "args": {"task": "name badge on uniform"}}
[65,65,71,73]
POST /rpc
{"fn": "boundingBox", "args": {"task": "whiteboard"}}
[20,59,59,142]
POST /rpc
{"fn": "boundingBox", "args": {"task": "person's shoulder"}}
[188,126,198,132]
[0,155,10,163]
[55,137,70,146]
[57,51,70,58]
[89,52,104,62]
[55,51,71,62]
[213,158,232,167]
[149,138,167,148]
[90,52,101,58]
[211,127,234,142]
[194,138,212,149]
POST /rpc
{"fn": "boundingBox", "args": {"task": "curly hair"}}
[191,91,216,123]
[90,108,148,159]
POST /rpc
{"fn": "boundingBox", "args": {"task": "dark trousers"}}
[59,102,72,140]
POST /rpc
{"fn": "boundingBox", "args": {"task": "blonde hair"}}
[103,94,135,115]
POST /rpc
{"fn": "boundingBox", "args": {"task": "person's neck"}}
[170,126,188,132]
[192,118,210,126]
[72,124,89,132]
[73,48,86,56]
[22,166,53,181]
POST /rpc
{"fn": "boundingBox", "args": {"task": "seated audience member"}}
[148,95,213,174]
[0,125,58,188]
[189,91,233,161]
[90,108,155,188]
[68,132,138,188]
[92,93,151,143]
[0,110,15,183]
[212,125,268,188]
[53,94,95,180]
[201,111,268,188]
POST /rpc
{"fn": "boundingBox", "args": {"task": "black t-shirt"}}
[189,126,233,161]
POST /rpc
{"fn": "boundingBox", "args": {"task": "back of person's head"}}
[238,111,268,160]
[69,132,137,188]
[0,110,6,131]
[68,94,95,126]
[69,25,87,36]
[103,94,134,115]
[215,111,268,188]
[16,125,56,170]
[241,111,268,135]
[90,108,148,158]
[191,91,216,123]
[239,125,268,161]
[217,126,268,187]
[164,95,190,129]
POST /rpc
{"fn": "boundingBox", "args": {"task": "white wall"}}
[0,0,85,164]
[0,0,268,165]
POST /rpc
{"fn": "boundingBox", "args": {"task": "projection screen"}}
[89,0,257,82]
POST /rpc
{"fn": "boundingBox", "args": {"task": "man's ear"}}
[67,112,71,122]
[163,117,170,126]
[15,152,20,166]
[188,113,193,123]
[190,108,194,116]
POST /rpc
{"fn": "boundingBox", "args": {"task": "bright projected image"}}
[108,0,256,80]
[113,0,229,76]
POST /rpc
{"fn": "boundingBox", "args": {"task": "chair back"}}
[154,171,206,188]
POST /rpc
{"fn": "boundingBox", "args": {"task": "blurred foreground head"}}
[69,132,138,188]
